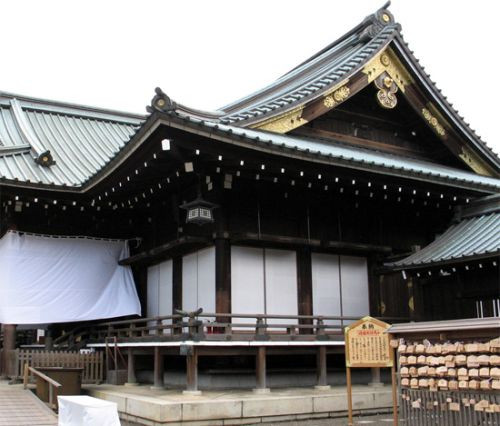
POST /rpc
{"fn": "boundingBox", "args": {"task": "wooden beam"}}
[119,236,210,266]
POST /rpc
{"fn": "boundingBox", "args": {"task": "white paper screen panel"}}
[311,253,341,325]
[231,246,265,324]
[197,247,216,313]
[182,247,216,314]
[340,255,369,317]
[264,249,298,324]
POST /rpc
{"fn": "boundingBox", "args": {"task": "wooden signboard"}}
[345,316,393,368]
[344,316,397,426]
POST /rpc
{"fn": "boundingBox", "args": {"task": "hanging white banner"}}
[0,231,141,324]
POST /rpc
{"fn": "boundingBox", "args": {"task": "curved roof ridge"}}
[0,90,145,123]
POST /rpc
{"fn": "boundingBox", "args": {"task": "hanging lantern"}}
[180,190,218,225]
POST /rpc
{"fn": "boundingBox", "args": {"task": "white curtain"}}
[0,231,140,324]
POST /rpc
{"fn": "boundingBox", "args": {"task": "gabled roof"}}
[386,194,500,270]
[170,2,498,176]
[0,92,144,188]
[219,18,397,125]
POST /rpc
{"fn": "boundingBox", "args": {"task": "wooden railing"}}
[13,349,103,384]
[23,364,61,409]
[76,311,406,343]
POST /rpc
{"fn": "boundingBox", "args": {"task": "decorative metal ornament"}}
[147,87,177,114]
[180,188,218,225]
[374,72,398,109]
[34,150,55,167]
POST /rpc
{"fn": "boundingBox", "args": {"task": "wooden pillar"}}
[183,347,201,395]
[125,348,138,386]
[44,326,53,351]
[215,237,231,319]
[172,257,182,334]
[1,324,17,378]
[315,346,330,390]
[253,346,270,393]
[151,346,164,389]
[296,248,313,334]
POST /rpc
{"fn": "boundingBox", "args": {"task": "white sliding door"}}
[230,246,298,325]
[311,254,369,323]
[158,260,173,322]
[231,246,265,324]
[147,259,173,333]
[311,253,341,325]
[182,247,216,314]
[264,249,298,324]
[340,255,369,317]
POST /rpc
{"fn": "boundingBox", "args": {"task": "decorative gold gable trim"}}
[252,106,307,133]
[363,47,413,92]
[459,146,494,176]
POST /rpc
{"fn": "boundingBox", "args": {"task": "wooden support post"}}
[296,248,313,334]
[125,348,138,386]
[151,346,164,389]
[369,367,384,387]
[346,366,354,426]
[183,347,201,395]
[44,326,53,351]
[253,346,270,393]
[315,346,330,390]
[215,237,231,324]
[391,364,398,426]
[1,324,17,378]
[172,257,183,335]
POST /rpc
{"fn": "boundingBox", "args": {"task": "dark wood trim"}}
[297,248,313,332]
[119,236,210,266]
[231,232,391,254]
[172,257,183,314]
[215,238,231,318]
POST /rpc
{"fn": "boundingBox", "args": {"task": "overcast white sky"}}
[2,0,498,154]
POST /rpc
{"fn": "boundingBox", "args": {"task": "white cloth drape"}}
[0,231,141,324]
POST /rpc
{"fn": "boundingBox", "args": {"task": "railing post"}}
[156,319,162,336]
[23,363,29,389]
[256,316,267,339]
[129,323,136,338]
[316,318,325,336]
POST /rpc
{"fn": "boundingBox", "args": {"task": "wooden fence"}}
[14,349,103,384]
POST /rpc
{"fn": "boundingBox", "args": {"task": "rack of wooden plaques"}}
[389,318,500,425]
